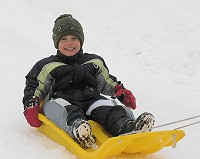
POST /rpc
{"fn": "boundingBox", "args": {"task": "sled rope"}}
[153,115,200,129]
[174,120,200,130]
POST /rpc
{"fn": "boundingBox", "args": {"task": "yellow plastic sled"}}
[37,113,185,159]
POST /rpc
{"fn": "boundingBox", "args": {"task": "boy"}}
[23,14,154,149]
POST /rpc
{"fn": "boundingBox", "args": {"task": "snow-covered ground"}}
[1,0,200,158]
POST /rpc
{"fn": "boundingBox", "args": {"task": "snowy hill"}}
[1,0,200,158]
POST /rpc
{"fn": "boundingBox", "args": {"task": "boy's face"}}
[58,35,81,56]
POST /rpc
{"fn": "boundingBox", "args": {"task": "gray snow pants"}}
[43,98,135,137]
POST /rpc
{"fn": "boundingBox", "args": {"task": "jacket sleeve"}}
[22,56,57,107]
[22,60,45,106]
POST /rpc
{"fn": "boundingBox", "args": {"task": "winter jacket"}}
[23,50,118,109]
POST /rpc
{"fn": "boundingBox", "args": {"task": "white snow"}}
[1,0,200,158]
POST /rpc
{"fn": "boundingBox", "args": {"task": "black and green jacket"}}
[23,50,118,109]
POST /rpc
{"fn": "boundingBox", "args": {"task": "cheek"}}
[77,44,81,50]
[74,42,81,51]
[58,42,64,50]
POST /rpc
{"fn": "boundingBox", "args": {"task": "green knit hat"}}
[52,14,84,49]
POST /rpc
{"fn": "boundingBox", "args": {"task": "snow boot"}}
[133,112,155,133]
[121,112,155,135]
[72,119,96,148]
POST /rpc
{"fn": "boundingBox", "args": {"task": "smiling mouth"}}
[65,47,75,51]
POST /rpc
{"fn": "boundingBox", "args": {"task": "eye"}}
[72,36,78,40]
[60,37,67,40]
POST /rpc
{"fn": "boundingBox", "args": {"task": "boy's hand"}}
[114,84,136,110]
[23,96,43,128]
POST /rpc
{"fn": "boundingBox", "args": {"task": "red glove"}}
[114,84,136,110]
[23,96,43,128]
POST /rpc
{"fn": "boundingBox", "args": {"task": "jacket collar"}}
[56,49,84,64]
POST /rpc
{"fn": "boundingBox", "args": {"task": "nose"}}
[66,39,73,45]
